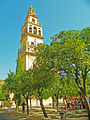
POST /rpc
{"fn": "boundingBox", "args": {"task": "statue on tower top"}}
[28,4,35,14]
[30,4,32,9]
[25,4,38,21]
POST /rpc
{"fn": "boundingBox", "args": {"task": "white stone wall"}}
[27,36,43,46]
[26,55,34,70]
[26,55,28,70]
[28,97,52,106]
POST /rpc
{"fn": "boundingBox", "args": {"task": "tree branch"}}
[23,94,26,99]
[86,69,90,73]
[75,67,84,94]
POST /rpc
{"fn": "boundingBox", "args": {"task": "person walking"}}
[72,99,76,109]
[67,99,70,109]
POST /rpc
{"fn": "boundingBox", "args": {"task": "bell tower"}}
[20,5,44,70]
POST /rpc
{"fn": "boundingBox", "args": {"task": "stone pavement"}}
[0,110,30,120]
[0,106,88,120]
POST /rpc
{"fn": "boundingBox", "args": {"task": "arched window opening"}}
[31,42,34,45]
[32,18,35,23]
[38,30,41,35]
[29,26,32,33]
[34,26,37,34]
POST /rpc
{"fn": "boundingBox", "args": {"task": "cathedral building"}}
[20,5,44,70]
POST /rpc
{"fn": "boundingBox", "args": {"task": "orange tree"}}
[50,28,90,119]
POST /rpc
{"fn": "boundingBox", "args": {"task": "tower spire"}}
[30,4,32,9]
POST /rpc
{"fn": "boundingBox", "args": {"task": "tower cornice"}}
[20,32,44,43]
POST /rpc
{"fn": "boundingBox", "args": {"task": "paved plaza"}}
[0,105,88,120]
[0,110,30,120]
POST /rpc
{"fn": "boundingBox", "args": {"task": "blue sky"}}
[0,0,90,79]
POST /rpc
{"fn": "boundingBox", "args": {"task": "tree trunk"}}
[56,95,59,112]
[16,99,18,112]
[36,99,38,107]
[52,96,55,108]
[75,67,90,119]
[26,98,29,115]
[79,96,83,109]
[40,98,48,118]
[30,98,32,110]
[15,94,19,112]
[83,96,90,120]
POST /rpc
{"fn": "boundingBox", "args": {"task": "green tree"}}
[20,69,33,115]
[3,54,23,112]
[3,70,15,102]
[33,44,54,118]
[50,28,90,119]
[15,54,23,112]
[48,40,79,110]
[16,54,22,74]
[0,87,7,101]
[50,67,79,111]
[87,73,90,96]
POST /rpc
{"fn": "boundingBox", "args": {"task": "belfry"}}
[20,5,44,70]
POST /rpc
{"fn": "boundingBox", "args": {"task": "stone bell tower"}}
[19,5,44,70]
